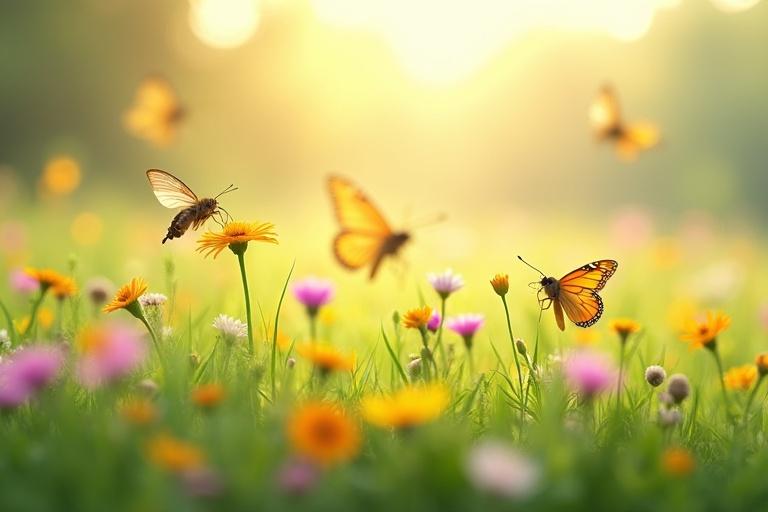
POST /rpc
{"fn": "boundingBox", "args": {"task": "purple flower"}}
[292,277,335,315]
[77,324,147,389]
[446,314,485,348]
[0,345,64,409]
[9,269,38,294]
[427,309,441,333]
[277,458,319,495]
[563,351,617,398]
[427,269,464,299]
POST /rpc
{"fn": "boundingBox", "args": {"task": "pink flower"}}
[446,314,485,348]
[0,345,64,408]
[427,269,464,298]
[277,458,319,495]
[563,351,617,398]
[466,440,541,499]
[77,324,147,389]
[292,277,335,315]
[9,268,38,294]
[427,309,441,333]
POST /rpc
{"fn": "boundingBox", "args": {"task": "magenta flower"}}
[277,458,319,496]
[77,324,147,389]
[563,351,617,398]
[292,277,335,315]
[9,269,38,294]
[427,309,441,333]
[0,345,64,409]
[446,314,484,349]
[427,269,464,299]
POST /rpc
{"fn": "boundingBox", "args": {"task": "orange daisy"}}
[103,278,148,314]
[196,221,278,258]
[287,401,360,466]
[296,343,355,374]
[680,311,731,350]
[402,306,432,330]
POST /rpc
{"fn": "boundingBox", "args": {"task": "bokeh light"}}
[39,155,81,197]
[711,0,761,13]
[71,212,104,246]
[189,0,261,49]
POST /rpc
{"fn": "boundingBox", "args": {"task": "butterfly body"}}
[125,77,184,147]
[162,197,218,244]
[590,84,659,161]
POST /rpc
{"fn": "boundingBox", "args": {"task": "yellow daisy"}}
[361,384,449,430]
[25,267,66,292]
[52,276,77,300]
[296,343,355,374]
[196,221,278,258]
[103,278,148,314]
[402,306,432,330]
[680,311,731,350]
[609,318,641,343]
[724,365,757,391]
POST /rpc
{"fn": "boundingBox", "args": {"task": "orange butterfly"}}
[519,256,618,331]
[328,175,410,280]
[589,84,659,161]
[124,76,185,147]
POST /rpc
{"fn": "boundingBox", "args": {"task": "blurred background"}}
[1,0,767,332]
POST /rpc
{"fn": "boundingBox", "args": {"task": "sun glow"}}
[189,0,260,49]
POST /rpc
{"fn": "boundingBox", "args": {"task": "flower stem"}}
[501,296,525,414]
[309,314,317,341]
[743,374,765,425]
[616,340,626,412]
[25,289,47,339]
[236,252,255,356]
[711,348,734,424]
[434,298,448,372]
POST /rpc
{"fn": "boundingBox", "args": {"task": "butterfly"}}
[589,84,659,161]
[124,77,185,147]
[327,175,410,280]
[146,169,236,244]
[518,256,618,331]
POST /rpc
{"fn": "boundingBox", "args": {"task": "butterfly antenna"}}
[409,213,447,230]
[215,184,238,199]
[517,255,546,277]
[218,205,233,223]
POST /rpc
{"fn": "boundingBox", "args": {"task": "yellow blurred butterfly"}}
[124,77,184,147]
[327,175,411,280]
[519,256,618,331]
[589,84,659,161]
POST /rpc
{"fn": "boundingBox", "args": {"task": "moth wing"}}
[146,169,199,209]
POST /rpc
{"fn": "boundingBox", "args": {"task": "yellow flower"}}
[15,307,55,335]
[191,383,226,409]
[661,447,695,477]
[196,221,278,258]
[490,273,509,296]
[120,399,158,426]
[361,384,449,430]
[25,267,66,292]
[103,278,148,314]
[287,402,360,466]
[609,318,641,343]
[52,276,77,300]
[40,155,81,197]
[679,311,731,350]
[296,343,355,374]
[147,434,205,472]
[724,365,757,391]
[402,306,432,330]
[756,353,768,376]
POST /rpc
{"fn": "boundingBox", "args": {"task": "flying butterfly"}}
[327,175,412,280]
[589,84,659,161]
[518,256,618,331]
[146,169,236,244]
[124,76,185,147]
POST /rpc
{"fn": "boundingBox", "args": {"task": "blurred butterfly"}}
[146,169,236,244]
[589,84,659,161]
[518,256,618,331]
[327,175,411,280]
[124,77,185,147]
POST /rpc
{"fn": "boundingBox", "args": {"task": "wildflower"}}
[563,351,617,399]
[15,308,55,335]
[490,273,509,297]
[402,306,432,331]
[103,278,148,315]
[666,374,690,404]
[292,277,335,316]
[191,383,226,409]
[658,408,683,428]
[427,268,464,299]
[77,324,147,389]
[446,314,485,350]
[661,447,695,477]
[120,398,158,426]
[427,309,441,333]
[680,311,731,350]
[609,318,641,344]
[724,365,757,391]
[287,402,361,466]
[466,440,541,500]
[147,434,205,473]
[139,293,167,308]
[196,221,278,259]
[85,277,113,306]
[9,269,38,294]
[296,343,355,375]
[645,365,666,387]
[51,276,77,300]
[277,459,319,496]
[212,314,247,343]
[0,345,64,408]
[755,353,768,376]
[361,384,449,430]
[25,267,66,292]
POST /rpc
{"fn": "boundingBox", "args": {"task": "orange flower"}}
[489,273,509,296]
[724,365,757,391]
[120,399,158,426]
[756,353,768,376]
[287,402,360,466]
[191,383,226,409]
[296,343,355,374]
[25,267,66,292]
[661,447,695,477]
[52,276,77,300]
[361,384,449,430]
[402,306,432,330]
[196,221,278,259]
[679,311,731,350]
[103,278,148,314]
[147,434,205,472]
[609,318,641,342]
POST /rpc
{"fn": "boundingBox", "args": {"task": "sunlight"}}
[188,0,260,49]
[711,0,762,12]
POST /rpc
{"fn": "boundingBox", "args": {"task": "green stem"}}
[271,261,294,401]
[501,296,525,414]
[616,341,626,412]
[434,298,447,371]
[743,374,765,425]
[236,252,255,356]
[711,348,734,423]
[309,314,317,341]
[25,289,47,339]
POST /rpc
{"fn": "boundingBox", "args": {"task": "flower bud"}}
[658,407,682,428]
[490,273,509,296]
[756,353,768,376]
[515,338,527,356]
[645,365,666,387]
[189,352,201,369]
[407,358,422,378]
[286,357,296,369]
[667,374,690,404]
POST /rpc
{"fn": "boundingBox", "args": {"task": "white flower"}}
[0,329,10,352]
[466,440,541,500]
[139,293,167,307]
[212,314,247,341]
[427,268,464,298]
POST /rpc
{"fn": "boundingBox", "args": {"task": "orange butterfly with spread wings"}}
[327,175,411,280]
[519,256,618,331]
[124,76,185,147]
[589,84,659,161]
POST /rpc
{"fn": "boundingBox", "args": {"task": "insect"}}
[518,256,618,331]
[589,84,659,161]
[124,76,185,147]
[327,175,411,280]
[146,169,236,244]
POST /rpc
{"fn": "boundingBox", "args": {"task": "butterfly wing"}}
[328,176,395,277]
[616,122,660,160]
[146,169,199,209]
[589,85,623,140]
[124,77,182,146]
[557,260,618,328]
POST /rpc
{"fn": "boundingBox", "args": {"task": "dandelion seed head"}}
[666,374,690,404]
[212,314,248,341]
[645,365,666,387]
[139,293,167,308]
